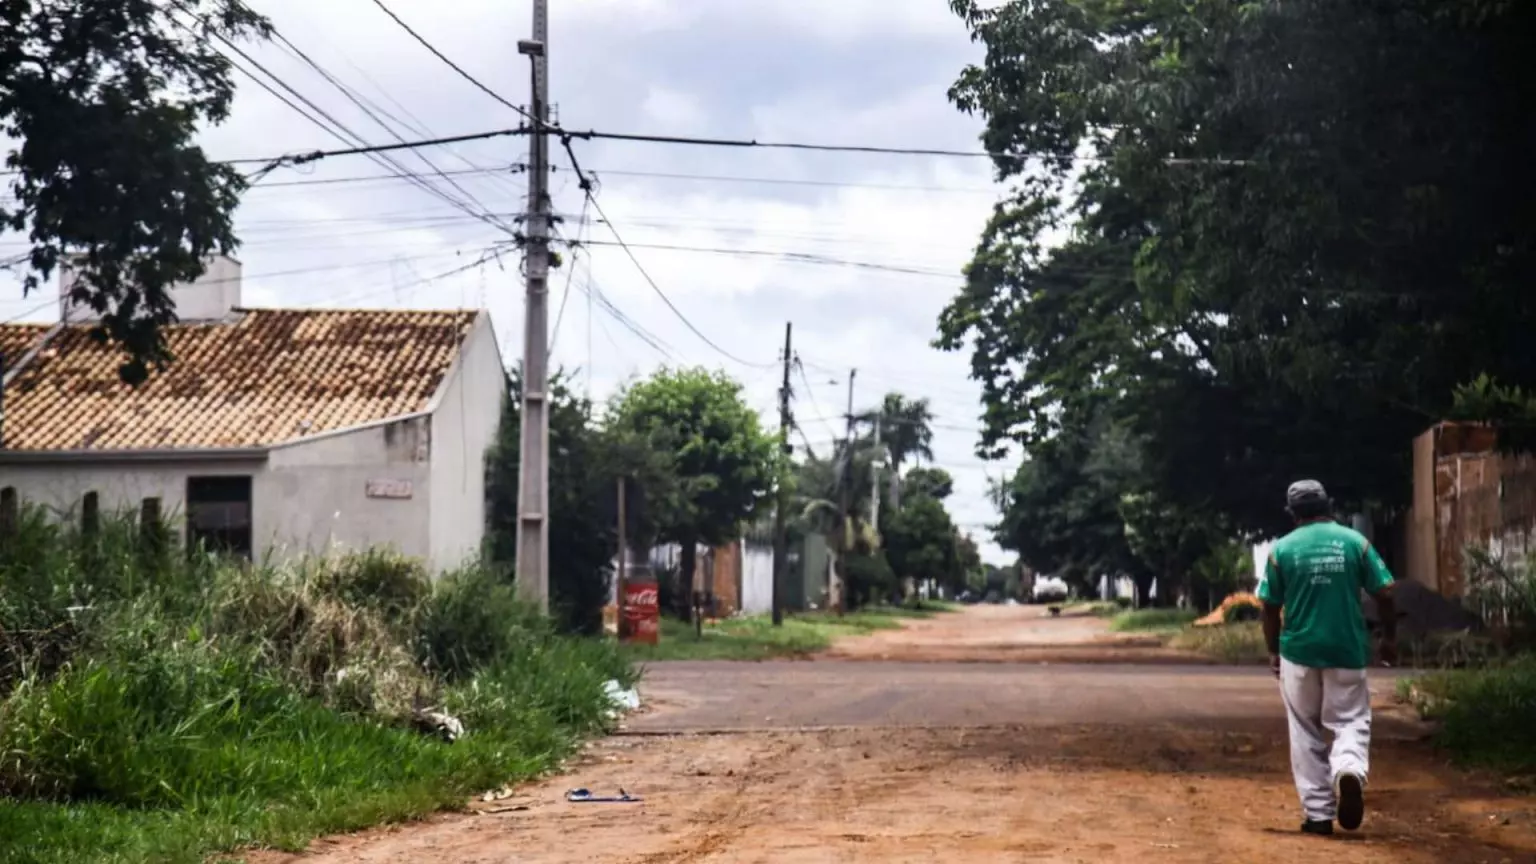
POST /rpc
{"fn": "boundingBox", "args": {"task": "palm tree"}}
[860,392,934,512]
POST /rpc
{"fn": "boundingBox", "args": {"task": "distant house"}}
[0,256,505,572]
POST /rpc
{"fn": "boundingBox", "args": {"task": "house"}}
[0,256,505,573]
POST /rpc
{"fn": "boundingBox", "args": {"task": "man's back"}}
[1259,521,1394,669]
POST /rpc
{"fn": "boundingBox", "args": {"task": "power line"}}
[262,28,518,235]
[367,0,532,122]
[560,137,775,369]
[576,238,957,279]
[227,127,532,169]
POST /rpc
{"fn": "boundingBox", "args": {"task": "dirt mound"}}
[1363,580,1483,637]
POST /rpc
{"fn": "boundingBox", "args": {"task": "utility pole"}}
[515,10,551,611]
[772,323,792,627]
[616,475,627,638]
[869,407,882,533]
[834,368,857,615]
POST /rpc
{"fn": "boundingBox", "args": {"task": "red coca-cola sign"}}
[621,580,660,645]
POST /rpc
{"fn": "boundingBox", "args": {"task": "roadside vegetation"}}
[0,507,633,864]
[1395,550,1536,774]
[626,604,951,662]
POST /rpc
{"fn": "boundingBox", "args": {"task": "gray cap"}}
[1286,479,1329,508]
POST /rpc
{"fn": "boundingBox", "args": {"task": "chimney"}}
[60,255,243,323]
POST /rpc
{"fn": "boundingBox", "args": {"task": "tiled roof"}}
[0,308,481,451]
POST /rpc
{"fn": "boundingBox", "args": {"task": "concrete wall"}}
[60,255,242,323]
[0,416,437,565]
[427,314,504,572]
[0,458,264,530]
[265,417,433,564]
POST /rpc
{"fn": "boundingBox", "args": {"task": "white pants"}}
[1279,659,1372,822]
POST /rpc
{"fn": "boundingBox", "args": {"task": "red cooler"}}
[622,581,660,645]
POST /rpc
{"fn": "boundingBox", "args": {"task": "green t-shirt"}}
[1256,521,1395,669]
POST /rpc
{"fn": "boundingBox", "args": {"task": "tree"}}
[939,0,1536,538]
[864,392,935,512]
[883,496,961,599]
[607,367,777,619]
[902,466,954,502]
[2,1,270,383]
[486,369,674,634]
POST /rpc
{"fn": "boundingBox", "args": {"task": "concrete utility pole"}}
[869,406,882,533]
[772,323,792,627]
[833,368,857,615]
[616,475,627,637]
[515,6,551,611]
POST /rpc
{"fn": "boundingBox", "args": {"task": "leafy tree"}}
[486,369,673,634]
[607,367,776,618]
[939,0,1536,540]
[902,466,954,502]
[883,496,961,599]
[1,0,270,382]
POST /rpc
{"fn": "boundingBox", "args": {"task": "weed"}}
[1109,608,1199,633]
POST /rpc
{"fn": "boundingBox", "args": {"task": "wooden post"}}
[616,475,627,640]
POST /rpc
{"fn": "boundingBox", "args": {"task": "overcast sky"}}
[0,0,1020,563]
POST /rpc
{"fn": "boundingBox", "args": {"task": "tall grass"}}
[1407,655,1536,773]
[1109,608,1199,632]
[0,503,632,864]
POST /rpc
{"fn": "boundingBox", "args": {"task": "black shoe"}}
[1336,772,1366,831]
[1301,819,1334,836]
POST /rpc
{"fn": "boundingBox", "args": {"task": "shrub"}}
[414,563,543,683]
[1420,655,1536,772]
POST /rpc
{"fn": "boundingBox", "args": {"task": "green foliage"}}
[0,0,270,383]
[608,366,777,610]
[1170,622,1270,665]
[938,0,1536,556]
[902,466,954,501]
[0,502,633,863]
[1109,608,1198,633]
[843,552,898,608]
[487,368,673,635]
[1420,656,1536,773]
[622,606,944,662]
[882,496,963,596]
[864,392,934,473]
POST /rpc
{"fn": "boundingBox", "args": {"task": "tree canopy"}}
[607,367,777,608]
[1,0,269,382]
[939,0,1536,572]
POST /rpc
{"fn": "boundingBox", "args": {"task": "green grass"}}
[1108,608,1199,633]
[1169,621,1269,664]
[0,505,633,864]
[622,604,945,662]
[1402,655,1536,773]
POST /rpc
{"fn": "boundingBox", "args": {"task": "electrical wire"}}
[367,0,533,122]
[559,136,775,368]
[548,195,591,357]
[262,29,520,234]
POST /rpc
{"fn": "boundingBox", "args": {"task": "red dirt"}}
[244,606,1536,863]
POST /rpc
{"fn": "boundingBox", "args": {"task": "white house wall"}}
[740,540,774,615]
[427,314,504,573]
[264,417,433,566]
[0,459,263,529]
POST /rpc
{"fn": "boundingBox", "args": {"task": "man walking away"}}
[1258,480,1398,836]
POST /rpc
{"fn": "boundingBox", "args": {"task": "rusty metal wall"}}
[1427,422,1536,599]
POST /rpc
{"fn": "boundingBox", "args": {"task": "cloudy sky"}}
[0,0,1020,563]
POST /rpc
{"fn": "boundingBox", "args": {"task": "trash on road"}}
[566,787,641,803]
[604,679,641,718]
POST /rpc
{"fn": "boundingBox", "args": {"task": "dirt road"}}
[256,606,1536,864]
[822,602,1208,664]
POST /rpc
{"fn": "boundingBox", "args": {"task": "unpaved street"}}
[256,606,1536,864]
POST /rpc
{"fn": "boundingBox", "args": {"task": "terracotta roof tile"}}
[0,308,481,451]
